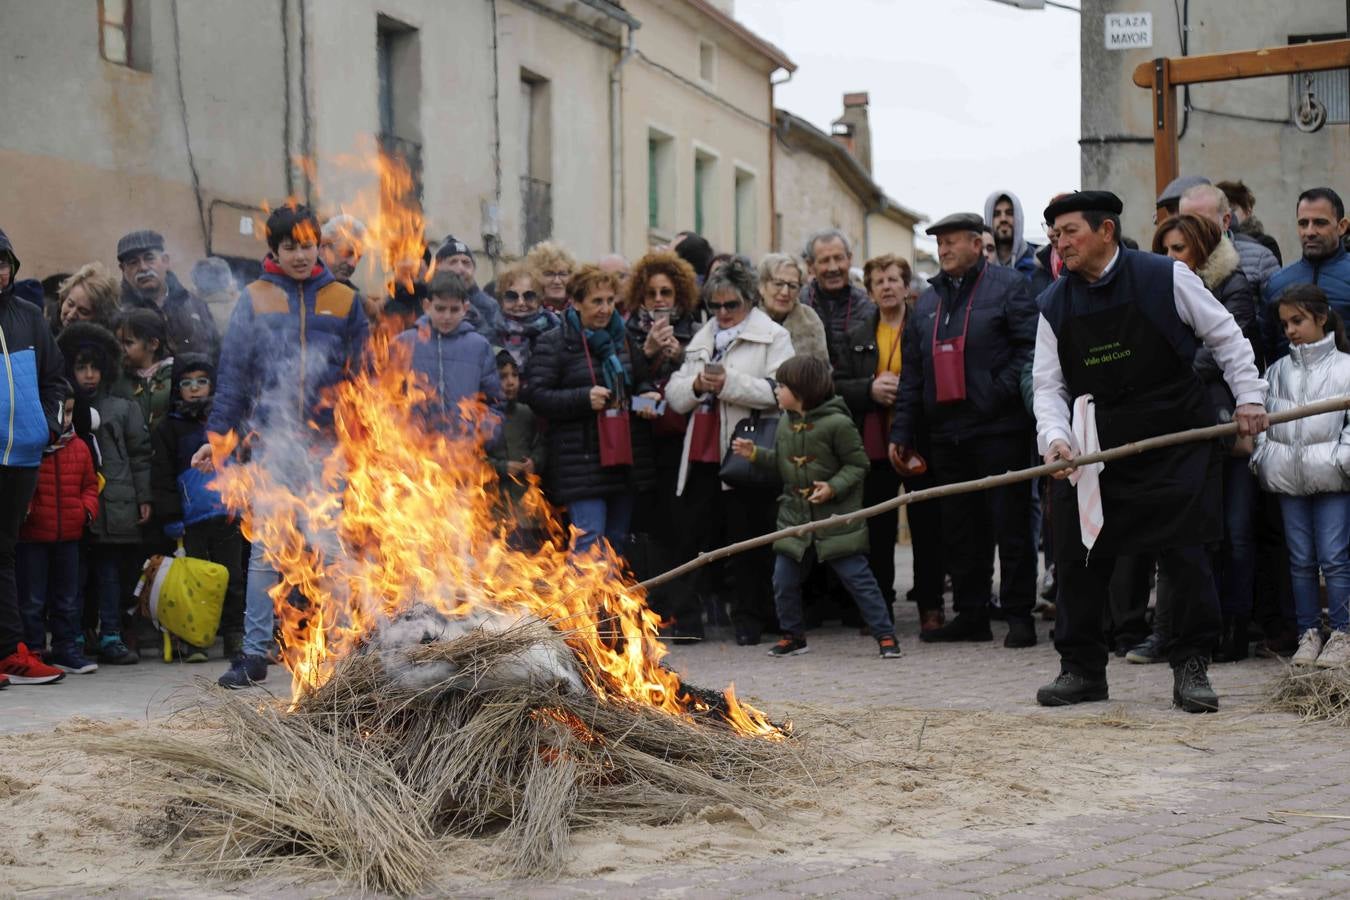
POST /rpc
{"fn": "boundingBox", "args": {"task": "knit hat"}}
[116,229,165,262]
[57,322,121,382]
[435,235,473,262]
[172,352,216,387]
[190,257,236,295]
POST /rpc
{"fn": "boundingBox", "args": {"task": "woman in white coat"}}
[666,259,795,644]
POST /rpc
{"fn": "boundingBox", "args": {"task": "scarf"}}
[136,356,174,380]
[498,308,558,367]
[173,396,215,420]
[712,320,746,360]
[565,307,630,394]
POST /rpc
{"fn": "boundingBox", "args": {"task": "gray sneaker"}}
[1315,630,1350,669]
[1292,628,1323,666]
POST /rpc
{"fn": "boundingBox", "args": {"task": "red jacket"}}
[20,438,100,542]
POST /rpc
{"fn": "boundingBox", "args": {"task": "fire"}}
[207,333,784,740]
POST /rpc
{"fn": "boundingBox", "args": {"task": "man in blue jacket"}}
[0,227,68,686]
[888,212,1040,649]
[190,203,369,689]
[1263,187,1350,361]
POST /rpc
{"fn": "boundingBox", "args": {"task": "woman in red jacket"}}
[16,392,101,674]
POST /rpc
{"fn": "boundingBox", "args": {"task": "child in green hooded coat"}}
[733,354,901,659]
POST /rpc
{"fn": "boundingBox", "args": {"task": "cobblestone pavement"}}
[6,546,1350,898]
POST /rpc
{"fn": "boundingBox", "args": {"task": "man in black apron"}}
[1032,191,1267,712]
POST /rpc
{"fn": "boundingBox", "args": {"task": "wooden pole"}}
[636,396,1350,592]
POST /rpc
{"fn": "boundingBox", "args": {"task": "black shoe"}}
[97,637,140,666]
[1125,633,1166,664]
[877,634,902,659]
[1036,671,1109,706]
[768,635,809,657]
[217,654,268,689]
[1212,616,1249,663]
[735,631,761,647]
[919,612,992,643]
[1004,618,1038,648]
[1172,656,1219,713]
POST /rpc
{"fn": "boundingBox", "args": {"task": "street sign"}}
[1105,12,1152,50]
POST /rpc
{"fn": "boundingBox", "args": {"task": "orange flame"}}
[207,334,783,740]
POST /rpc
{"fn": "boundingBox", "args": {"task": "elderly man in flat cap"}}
[117,229,220,360]
[1033,191,1267,712]
[889,212,1041,648]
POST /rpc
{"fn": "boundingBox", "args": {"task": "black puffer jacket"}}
[523,319,656,505]
[835,305,899,426]
[890,257,1037,447]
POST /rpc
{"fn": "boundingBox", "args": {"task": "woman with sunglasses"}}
[525,240,577,313]
[667,259,795,645]
[492,262,558,371]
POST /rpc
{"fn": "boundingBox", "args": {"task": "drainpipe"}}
[609,23,637,253]
[772,67,788,252]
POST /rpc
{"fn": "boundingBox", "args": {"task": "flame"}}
[207,333,783,740]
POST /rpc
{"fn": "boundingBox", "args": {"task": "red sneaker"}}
[0,673,9,689]
[0,643,65,685]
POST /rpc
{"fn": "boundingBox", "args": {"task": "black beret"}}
[924,212,985,237]
[1044,191,1123,224]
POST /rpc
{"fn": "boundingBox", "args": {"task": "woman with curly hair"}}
[55,263,121,333]
[623,250,703,631]
[524,240,577,313]
[492,261,559,371]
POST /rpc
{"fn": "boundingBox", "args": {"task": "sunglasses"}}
[503,290,538,303]
[706,299,743,312]
[178,377,211,390]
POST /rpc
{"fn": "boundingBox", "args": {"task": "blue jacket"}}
[396,316,503,435]
[207,258,368,437]
[1262,245,1350,361]
[0,229,65,468]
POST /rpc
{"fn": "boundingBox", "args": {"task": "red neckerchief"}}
[263,255,323,279]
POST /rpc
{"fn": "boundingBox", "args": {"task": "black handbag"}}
[719,409,781,491]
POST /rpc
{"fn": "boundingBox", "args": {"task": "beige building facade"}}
[773,101,922,267]
[0,0,790,293]
[1080,0,1349,256]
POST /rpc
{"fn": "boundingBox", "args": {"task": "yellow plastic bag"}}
[135,542,228,658]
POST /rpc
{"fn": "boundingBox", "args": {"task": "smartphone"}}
[651,308,672,323]
[703,362,725,376]
[631,395,667,415]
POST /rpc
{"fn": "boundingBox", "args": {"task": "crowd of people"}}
[0,174,1348,712]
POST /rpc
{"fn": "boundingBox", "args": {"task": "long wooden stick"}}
[637,395,1350,591]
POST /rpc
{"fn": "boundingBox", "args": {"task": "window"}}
[377,17,424,210]
[99,0,150,71]
[698,40,717,84]
[734,168,756,254]
[1288,34,1349,125]
[694,150,717,238]
[520,70,553,248]
[647,130,675,235]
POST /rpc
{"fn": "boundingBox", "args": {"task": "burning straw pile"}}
[1266,664,1350,726]
[97,330,801,893]
[108,621,801,894]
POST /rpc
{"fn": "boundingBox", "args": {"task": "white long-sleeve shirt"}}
[1033,251,1267,456]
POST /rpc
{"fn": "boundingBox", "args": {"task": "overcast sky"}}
[734,0,1082,254]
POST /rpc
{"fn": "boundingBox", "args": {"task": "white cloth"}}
[1033,253,1267,456]
[1068,394,1104,552]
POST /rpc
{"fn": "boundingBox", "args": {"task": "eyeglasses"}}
[706,299,743,312]
[503,290,538,303]
[178,377,211,390]
[542,270,570,281]
[769,279,801,293]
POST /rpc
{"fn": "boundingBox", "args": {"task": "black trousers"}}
[0,466,41,658]
[678,462,777,637]
[183,517,246,638]
[932,432,1036,619]
[862,461,900,608]
[1106,553,1154,649]
[1056,543,1220,679]
[901,467,944,612]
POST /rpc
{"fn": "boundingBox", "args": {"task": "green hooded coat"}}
[750,395,870,563]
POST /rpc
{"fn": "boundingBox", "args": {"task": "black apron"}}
[1051,291,1220,560]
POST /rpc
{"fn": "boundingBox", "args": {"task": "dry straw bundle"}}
[1266,664,1350,726]
[97,622,804,894]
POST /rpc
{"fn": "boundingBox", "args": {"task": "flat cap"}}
[435,235,472,261]
[1044,191,1124,224]
[924,212,985,237]
[116,229,165,262]
[1156,174,1209,208]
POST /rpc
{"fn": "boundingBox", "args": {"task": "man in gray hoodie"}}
[984,191,1039,280]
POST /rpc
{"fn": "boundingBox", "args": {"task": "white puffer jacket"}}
[1250,333,1350,495]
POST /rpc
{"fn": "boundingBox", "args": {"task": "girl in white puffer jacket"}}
[1251,284,1350,668]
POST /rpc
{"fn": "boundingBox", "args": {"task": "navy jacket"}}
[207,258,368,438]
[1263,245,1350,361]
[0,229,64,468]
[396,316,503,435]
[890,257,1037,447]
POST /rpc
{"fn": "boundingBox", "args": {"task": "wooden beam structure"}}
[1131,38,1350,197]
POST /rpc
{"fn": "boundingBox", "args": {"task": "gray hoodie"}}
[983,190,1037,276]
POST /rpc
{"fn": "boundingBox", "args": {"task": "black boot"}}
[1036,670,1109,706]
[919,611,992,643]
[1004,616,1038,648]
[1172,656,1219,713]
[1213,616,1249,663]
